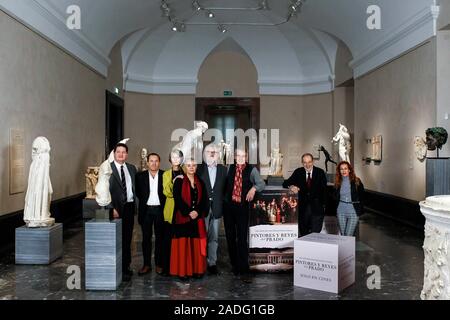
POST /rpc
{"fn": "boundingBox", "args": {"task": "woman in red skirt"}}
[170,158,208,280]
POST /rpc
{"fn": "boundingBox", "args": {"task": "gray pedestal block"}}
[15,223,63,264]
[82,198,101,219]
[426,158,450,197]
[85,219,122,290]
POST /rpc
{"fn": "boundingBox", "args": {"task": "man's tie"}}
[307,172,312,190]
[120,165,127,199]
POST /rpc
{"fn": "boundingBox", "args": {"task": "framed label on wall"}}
[10,128,26,195]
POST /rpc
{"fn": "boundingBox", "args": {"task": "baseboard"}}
[0,193,85,249]
[363,190,424,230]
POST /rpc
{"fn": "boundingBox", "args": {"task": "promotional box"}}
[294,233,355,293]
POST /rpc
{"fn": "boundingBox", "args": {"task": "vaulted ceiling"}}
[0,0,439,95]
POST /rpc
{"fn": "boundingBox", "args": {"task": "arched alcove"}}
[197,38,259,97]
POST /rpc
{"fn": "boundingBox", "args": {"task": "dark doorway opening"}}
[105,91,124,157]
[196,97,260,145]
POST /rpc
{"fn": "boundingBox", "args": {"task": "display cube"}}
[294,233,355,293]
[85,219,122,290]
[15,223,63,264]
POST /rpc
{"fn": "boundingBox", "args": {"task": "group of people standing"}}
[108,144,364,283]
[108,143,264,283]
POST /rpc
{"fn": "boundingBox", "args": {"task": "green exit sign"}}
[223,90,233,96]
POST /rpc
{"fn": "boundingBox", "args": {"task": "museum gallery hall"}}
[1,0,450,302]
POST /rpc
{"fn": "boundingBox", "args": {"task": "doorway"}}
[195,97,260,147]
[105,90,124,157]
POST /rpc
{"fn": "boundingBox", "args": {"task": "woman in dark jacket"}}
[170,158,209,280]
[334,161,365,236]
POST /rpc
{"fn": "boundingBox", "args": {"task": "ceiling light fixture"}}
[162,0,306,33]
[218,24,227,33]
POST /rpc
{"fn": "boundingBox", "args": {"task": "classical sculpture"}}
[140,148,148,172]
[173,121,208,163]
[318,145,337,172]
[23,137,55,228]
[269,146,283,176]
[85,167,99,199]
[223,139,232,165]
[95,138,130,207]
[332,124,351,163]
[426,127,448,158]
[414,136,428,162]
[95,160,113,207]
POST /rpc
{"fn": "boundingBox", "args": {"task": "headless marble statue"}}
[23,137,55,228]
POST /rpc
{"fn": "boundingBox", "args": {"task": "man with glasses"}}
[197,144,227,275]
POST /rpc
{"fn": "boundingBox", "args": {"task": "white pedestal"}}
[420,196,450,300]
[294,233,355,293]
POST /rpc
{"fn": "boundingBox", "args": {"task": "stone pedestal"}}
[420,196,450,300]
[294,233,355,293]
[85,219,122,290]
[426,158,450,196]
[82,198,101,219]
[15,223,63,264]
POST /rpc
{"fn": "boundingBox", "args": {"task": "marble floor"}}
[0,213,424,300]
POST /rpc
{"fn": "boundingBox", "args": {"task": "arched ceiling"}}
[0,0,439,94]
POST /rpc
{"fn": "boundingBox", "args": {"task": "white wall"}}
[354,40,437,201]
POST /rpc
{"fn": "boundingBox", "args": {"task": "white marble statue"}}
[332,124,351,163]
[420,196,450,300]
[95,160,113,207]
[414,136,428,162]
[223,140,232,165]
[85,167,99,199]
[173,121,208,163]
[140,148,148,171]
[269,145,283,176]
[23,137,55,228]
[95,138,130,207]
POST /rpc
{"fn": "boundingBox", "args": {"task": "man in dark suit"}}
[283,153,327,237]
[109,143,137,281]
[197,144,227,275]
[135,153,166,276]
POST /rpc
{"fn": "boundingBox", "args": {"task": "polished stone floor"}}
[0,212,424,300]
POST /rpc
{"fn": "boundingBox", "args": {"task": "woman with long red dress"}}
[170,159,208,280]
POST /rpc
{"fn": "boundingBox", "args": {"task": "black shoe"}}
[138,265,151,276]
[122,273,132,282]
[232,268,240,276]
[208,265,219,275]
[123,267,134,277]
[240,274,253,284]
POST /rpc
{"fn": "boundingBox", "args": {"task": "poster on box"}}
[249,186,298,272]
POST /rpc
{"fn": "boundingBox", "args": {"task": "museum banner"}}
[249,186,298,272]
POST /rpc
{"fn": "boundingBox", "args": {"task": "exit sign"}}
[223,90,233,96]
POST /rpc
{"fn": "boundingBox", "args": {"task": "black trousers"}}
[223,202,250,274]
[141,206,164,268]
[299,203,324,237]
[121,202,135,270]
[161,221,173,274]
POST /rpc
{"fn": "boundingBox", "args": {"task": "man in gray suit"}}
[109,143,137,281]
[197,144,227,275]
